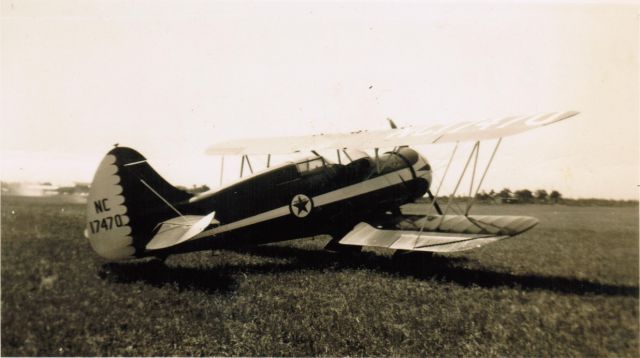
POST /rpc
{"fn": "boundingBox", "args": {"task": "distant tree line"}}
[458,188,636,206]
[473,188,563,204]
[2,181,636,207]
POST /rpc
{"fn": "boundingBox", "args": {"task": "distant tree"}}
[73,184,90,195]
[475,190,490,202]
[550,190,562,204]
[535,189,548,203]
[498,188,512,199]
[514,189,534,203]
[496,188,513,204]
[57,186,76,195]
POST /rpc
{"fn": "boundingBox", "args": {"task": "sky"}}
[1,1,638,199]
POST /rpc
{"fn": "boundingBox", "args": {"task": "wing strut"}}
[417,138,503,236]
[437,141,480,227]
[426,142,459,216]
[342,149,353,162]
[245,155,254,174]
[372,147,404,178]
[219,156,225,186]
[239,155,255,177]
[465,137,502,215]
[415,142,459,239]
[239,155,245,177]
[374,148,380,173]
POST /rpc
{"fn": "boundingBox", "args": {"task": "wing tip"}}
[560,110,580,120]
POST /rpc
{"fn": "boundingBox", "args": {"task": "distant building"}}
[493,196,519,204]
[1,182,90,197]
[57,183,90,197]
[1,182,59,197]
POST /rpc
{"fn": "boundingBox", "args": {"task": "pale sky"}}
[1,1,638,199]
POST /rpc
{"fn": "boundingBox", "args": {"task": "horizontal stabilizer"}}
[145,212,218,251]
[339,222,509,253]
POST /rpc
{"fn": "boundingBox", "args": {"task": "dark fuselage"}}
[159,148,431,255]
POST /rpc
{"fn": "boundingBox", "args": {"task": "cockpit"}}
[295,157,325,174]
[294,155,333,175]
[292,149,380,175]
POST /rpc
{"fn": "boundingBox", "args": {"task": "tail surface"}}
[84,147,193,260]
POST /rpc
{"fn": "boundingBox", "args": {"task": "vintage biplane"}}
[84,111,578,260]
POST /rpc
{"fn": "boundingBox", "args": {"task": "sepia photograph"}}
[1,0,638,356]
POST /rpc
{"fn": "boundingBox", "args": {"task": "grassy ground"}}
[2,196,638,356]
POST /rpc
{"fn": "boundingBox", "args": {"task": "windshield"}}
[294,155,332,174]
[296,158,321,173]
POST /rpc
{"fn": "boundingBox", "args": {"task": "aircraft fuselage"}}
[159,148,432,255]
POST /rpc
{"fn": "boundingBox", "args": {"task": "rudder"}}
[84,147,193,260]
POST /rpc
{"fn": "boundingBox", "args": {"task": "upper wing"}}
[206,111,578,155]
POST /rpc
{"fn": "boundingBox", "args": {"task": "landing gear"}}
[392,249,434,261]
[426,188,443,215]
[324,237,362,253]
[153,253,169,263]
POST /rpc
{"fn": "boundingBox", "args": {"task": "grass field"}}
[2,195,638,356]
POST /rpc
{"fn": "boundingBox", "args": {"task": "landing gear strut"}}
[324,237,362,253]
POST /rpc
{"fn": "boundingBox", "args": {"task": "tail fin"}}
[84,147,193,260]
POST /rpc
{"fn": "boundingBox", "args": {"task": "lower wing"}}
[338,213,538,253]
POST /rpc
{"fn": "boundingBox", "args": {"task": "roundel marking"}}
[290,194,313,218]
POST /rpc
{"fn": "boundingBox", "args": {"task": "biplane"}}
[84,111,578,260]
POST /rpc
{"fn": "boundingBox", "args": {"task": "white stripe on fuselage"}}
[191,162,426,240]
